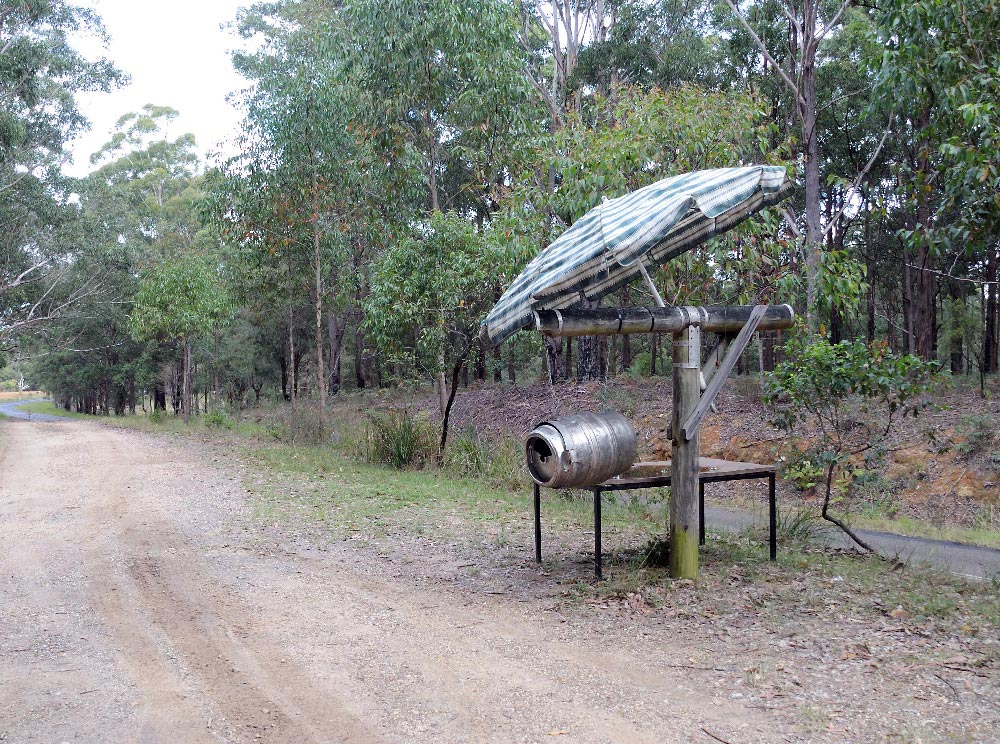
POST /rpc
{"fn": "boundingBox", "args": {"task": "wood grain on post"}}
[670,315,701,580]
[533,304,794,337]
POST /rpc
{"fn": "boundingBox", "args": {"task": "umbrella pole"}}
[670,315,701,579]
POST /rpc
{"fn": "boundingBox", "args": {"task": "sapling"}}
[764,336,939,551]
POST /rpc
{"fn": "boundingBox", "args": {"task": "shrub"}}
[148,408,166,424]
[204,408,235,430]
[765,335,938,551]
[281,403,329,445]
[360,409,437,469]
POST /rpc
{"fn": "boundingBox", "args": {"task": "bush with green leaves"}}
[359,409,437,469]
[204,409,235,430]
[765,336,939,550]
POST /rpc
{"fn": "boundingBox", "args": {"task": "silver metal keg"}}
[525,412,637,488]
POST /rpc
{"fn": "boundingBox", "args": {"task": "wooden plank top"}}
[595,457,775,489]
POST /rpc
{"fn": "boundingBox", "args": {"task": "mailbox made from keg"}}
[525,412,637,488]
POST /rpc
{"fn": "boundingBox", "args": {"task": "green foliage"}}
[365,212,508,377]
[779,449,825,492]
[204,409,236,430]
[766,336,939,444]
[766,334,940,544]
[130,257,234,343]
[816,249,867,318]
[359,409,438,469]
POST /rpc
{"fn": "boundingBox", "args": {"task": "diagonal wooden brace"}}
[681,304,768,440]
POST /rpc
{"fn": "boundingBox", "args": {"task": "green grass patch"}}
[244,439,671,549]
[14,400,87,419]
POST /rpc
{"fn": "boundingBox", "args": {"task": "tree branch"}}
[822,118,894,243]
[816,0,853,44]
[722,0,806,108]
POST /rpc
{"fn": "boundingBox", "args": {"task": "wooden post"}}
[670,312,701,579]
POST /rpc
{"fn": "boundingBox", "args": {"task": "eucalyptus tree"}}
[365,213,511,454]
[227,0,376,417]
[346,0,531,404]
[574,0,724,91]
[721,0,859,327]
[347,0,530,210]
[873,0,1000,366]
[0,0,122,350]
[130,256,234,423]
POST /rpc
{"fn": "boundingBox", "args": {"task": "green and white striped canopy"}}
[481,165,791,347]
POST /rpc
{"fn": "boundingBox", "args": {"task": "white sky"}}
[66,0,250,176]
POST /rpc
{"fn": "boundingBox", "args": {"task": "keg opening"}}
[526,435,558,485]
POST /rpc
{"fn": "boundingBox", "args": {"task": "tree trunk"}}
[544,337,566,383]
[213,329,221,408]
[901,243,915,354]
[576,297,602,380]
[354,322,368,389]
[313,221,326,419]
[439,344,472,458]
[279,353,290,401]
[153,376,166,411]
[986,248,998,373]
[913,109,936,361]
[949,281,964,374]
[327,309,346,395]
[913,242,936,360]
[474,344,485,382]
[182,337,192,424]
[437,366,448,419]
[865,202,876,344]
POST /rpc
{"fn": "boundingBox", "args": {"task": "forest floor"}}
[2,415,999,743]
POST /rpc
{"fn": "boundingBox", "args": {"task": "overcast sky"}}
[66,0,250,176]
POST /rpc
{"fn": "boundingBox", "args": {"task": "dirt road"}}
[2,420,793,743]
[5,420,999,743]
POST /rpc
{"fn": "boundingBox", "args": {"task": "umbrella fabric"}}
[482,165,790,347]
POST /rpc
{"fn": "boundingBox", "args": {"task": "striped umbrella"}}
[481,165,791,347]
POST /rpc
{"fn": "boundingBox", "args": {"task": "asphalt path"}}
[2,403,998,580]
[0,397,68,422]
[705,504,1000,581]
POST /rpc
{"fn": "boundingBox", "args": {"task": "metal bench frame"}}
[532,458,776,578]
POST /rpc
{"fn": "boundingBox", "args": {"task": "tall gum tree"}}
[0,0,123,350]
[347,0,530,410]
[722,0,859,328]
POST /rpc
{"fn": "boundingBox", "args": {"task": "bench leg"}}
[699,480,706,546]
[769,474,777,560]
[594,488,602,579]
[534,482,542,563]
